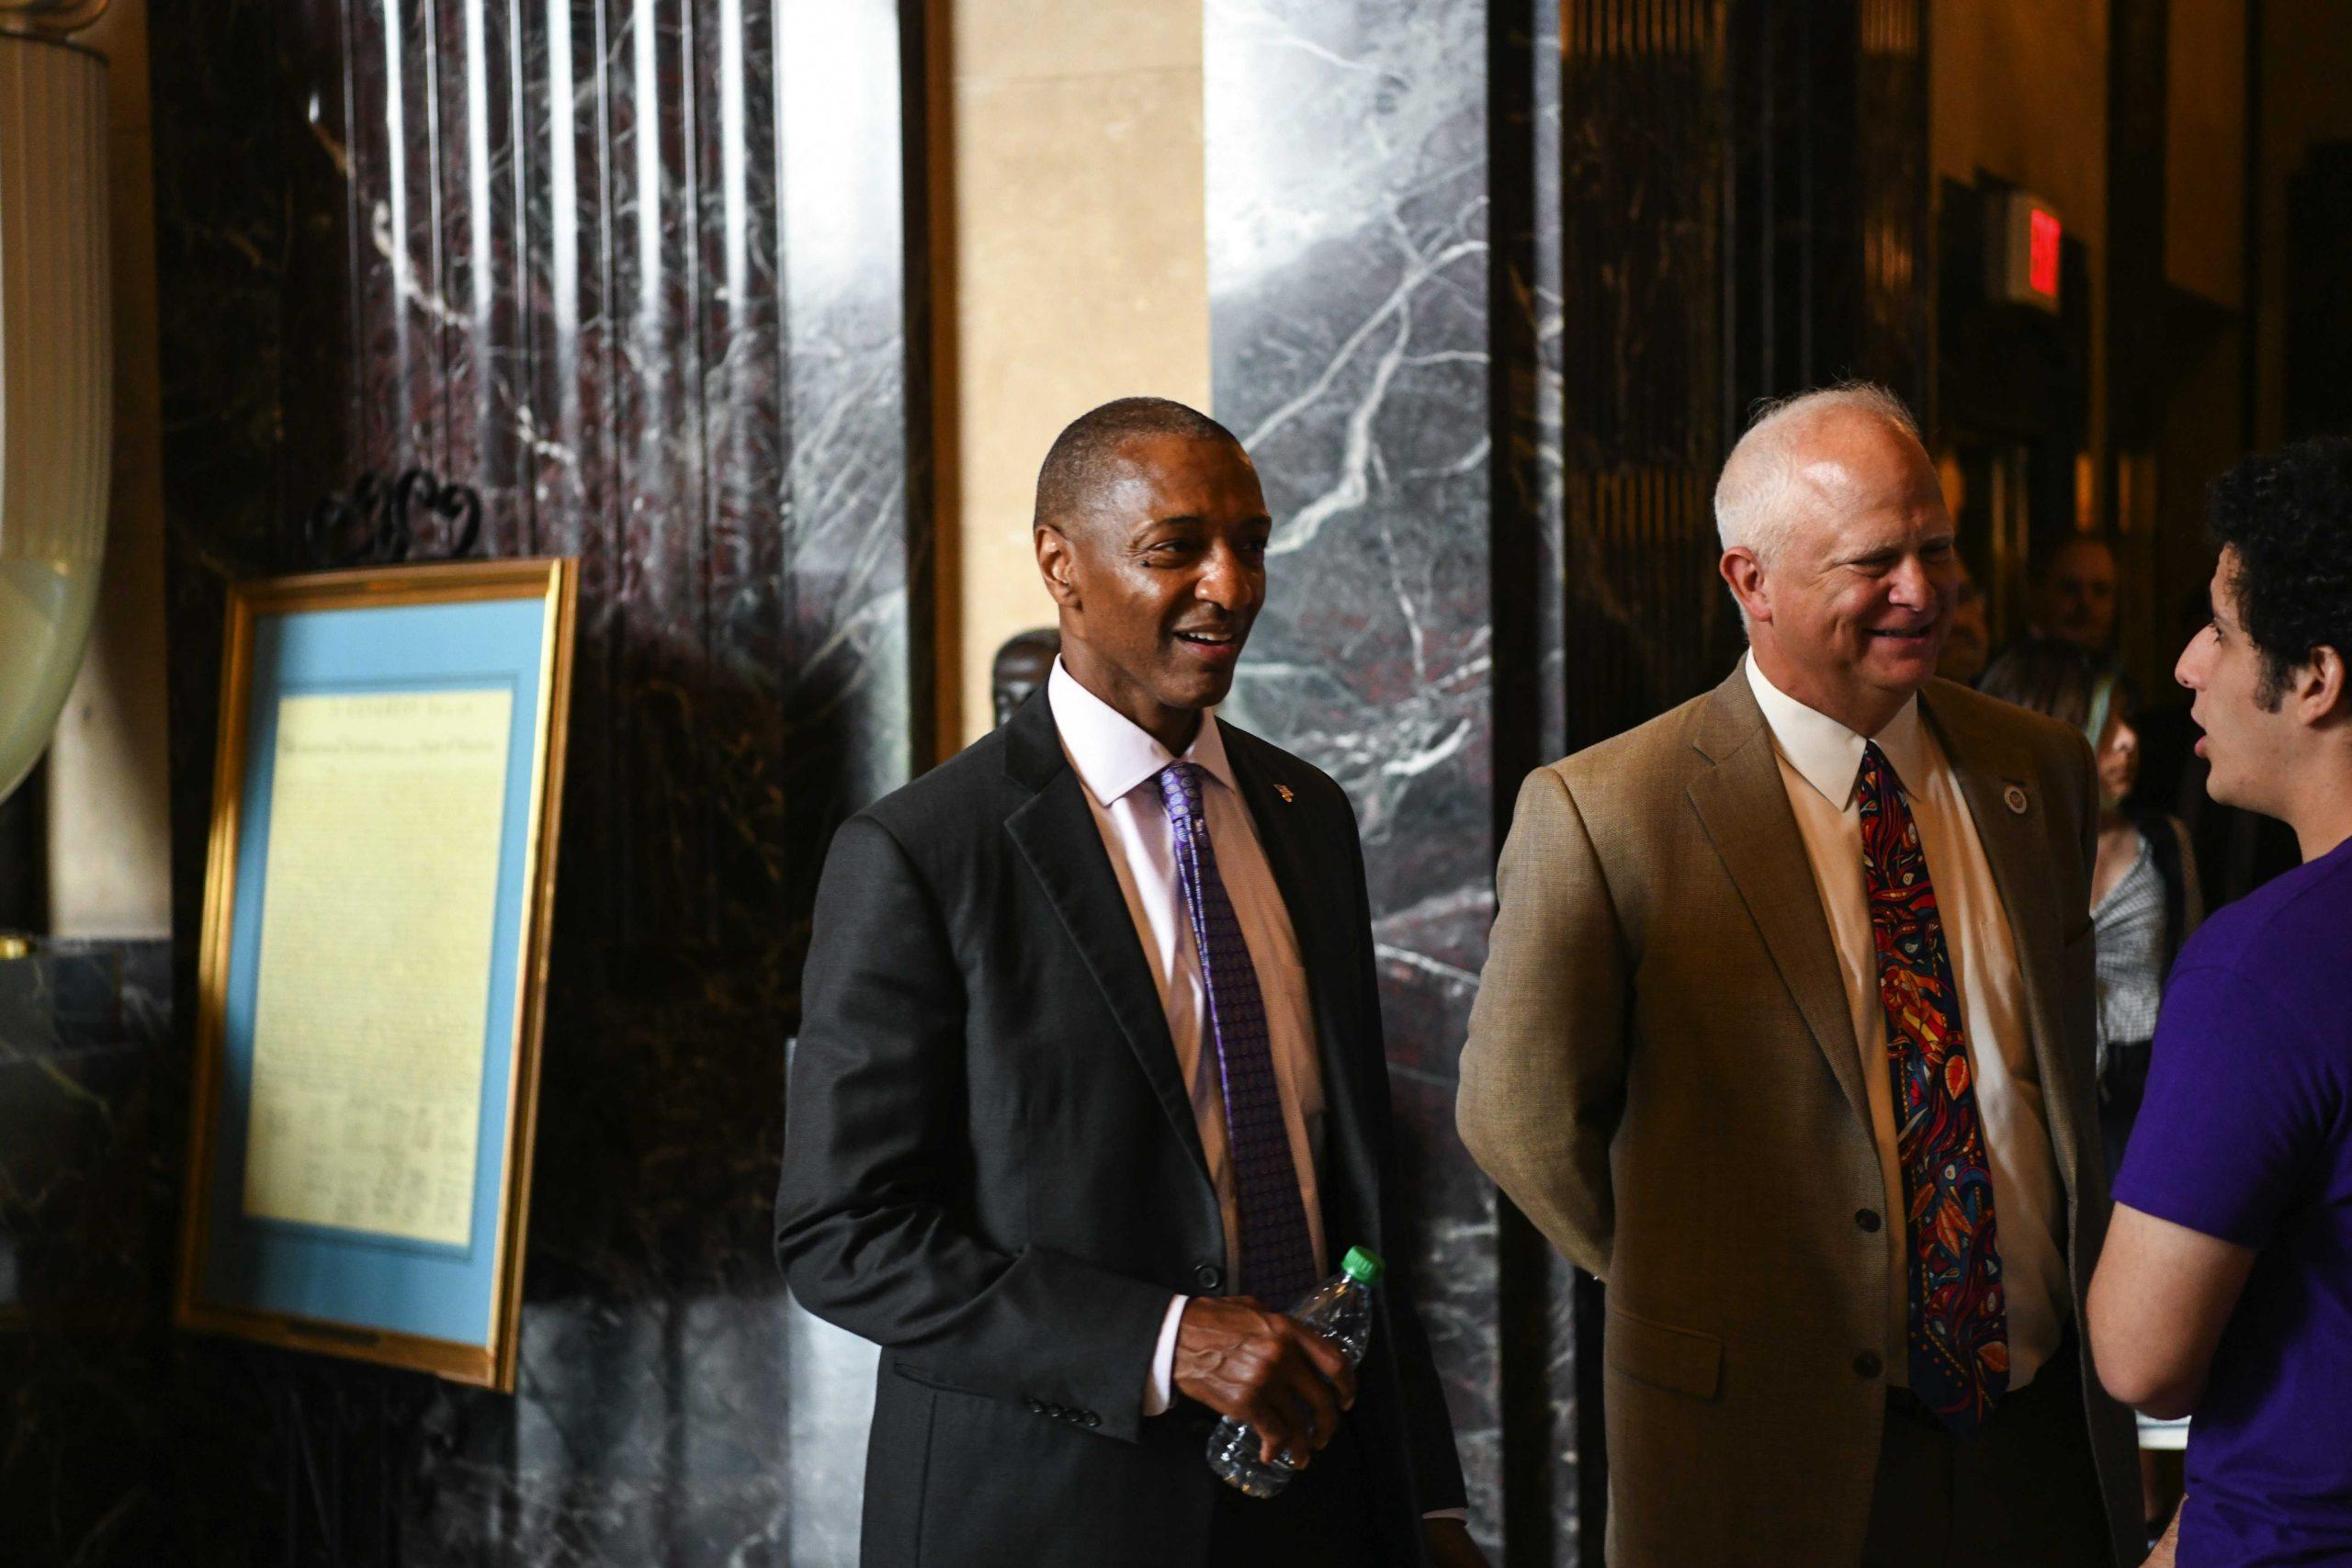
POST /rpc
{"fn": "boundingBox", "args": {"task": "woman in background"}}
[1982,637,2201,1170]
[1980,636,2201,1549]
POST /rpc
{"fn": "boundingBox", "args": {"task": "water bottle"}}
[1205,1246,1383,1498]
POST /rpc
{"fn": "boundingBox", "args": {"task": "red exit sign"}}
[1988,189,2064,314]
[2029,208,2062,299]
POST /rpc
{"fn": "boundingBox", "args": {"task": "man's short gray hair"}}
[1713,381,1922,564]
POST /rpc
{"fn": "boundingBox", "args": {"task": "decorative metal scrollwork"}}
[303,468,484,568]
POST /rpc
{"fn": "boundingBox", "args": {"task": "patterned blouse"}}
[2093,831,2166,1051]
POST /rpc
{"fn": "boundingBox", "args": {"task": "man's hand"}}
[1171,1296,1356,1467]
[1421,1517,1488,1566]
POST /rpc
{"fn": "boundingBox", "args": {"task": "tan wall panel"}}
[939,0,1210,750]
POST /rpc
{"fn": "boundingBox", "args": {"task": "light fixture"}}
[0,0,110,804]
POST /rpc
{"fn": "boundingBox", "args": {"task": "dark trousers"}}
[1204,1417,1387,1567]
[1861,1337,2115,1568]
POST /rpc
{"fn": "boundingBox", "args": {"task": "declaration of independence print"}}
[241,687,514,1248]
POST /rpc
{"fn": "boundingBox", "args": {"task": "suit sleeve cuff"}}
[1141,1294,1188,1416]
[1422,1509,1469,1521]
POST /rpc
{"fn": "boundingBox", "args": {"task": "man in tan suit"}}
[1459,385,2140,1566]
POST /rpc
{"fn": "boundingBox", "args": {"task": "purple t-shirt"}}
[2114,835,2352,1567]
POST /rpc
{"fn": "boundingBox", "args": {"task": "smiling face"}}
[1724,412,1959,736]
[1035,432,1272,750]
[2177,549,2295,816]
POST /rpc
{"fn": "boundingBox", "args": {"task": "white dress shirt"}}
[1046,661,1329,1414]
[1744,655,2069,1391]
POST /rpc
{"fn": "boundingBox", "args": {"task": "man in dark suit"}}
[776,398,1476,1566]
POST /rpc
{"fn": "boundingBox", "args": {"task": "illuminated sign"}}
[1986,188,2063,314]
[2029,208,2062,299]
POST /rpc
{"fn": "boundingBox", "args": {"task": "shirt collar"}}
[1047,658,1238,807]
[1742,652,1931,807]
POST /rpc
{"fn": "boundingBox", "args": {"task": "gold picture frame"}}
[174,558,576,1391]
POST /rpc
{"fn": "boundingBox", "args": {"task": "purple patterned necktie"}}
[1858,741,2008,1432]
[1158,761,1318,1305]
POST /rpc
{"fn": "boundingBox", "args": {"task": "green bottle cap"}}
[1340,1246,1384,1286]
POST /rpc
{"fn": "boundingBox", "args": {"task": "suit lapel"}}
[1919,686,2084,1199]
[1001,692,1212,1182]
[1685,668,1874,1133]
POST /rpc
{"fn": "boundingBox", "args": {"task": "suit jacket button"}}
[1855,1351,1883,1380]
[1024,1398,1041,1414]
[1047,1403,1065,1418]
[1856,1208,1882,1233]
[1193,1264,1222,1291]
[1084,1412,1100,1427]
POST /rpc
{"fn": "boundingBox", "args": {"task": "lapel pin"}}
[2004,784,2029,815]
[1275,784,1295,804]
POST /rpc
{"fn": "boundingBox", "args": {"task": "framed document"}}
[175,559,577,1390]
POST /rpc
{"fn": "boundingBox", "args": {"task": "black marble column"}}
[1210,2,1929,1560]
[1205,0,1507,1549]
[1554,3,1930,1559]
[0,3,925,1563]
[1490,8,1576,1559]
[774,10,929,1560]
[0,941,176,1563]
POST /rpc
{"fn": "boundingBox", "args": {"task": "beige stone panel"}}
[47,0,173,938]
[956,0,1201,85]
[947,52,1209,748]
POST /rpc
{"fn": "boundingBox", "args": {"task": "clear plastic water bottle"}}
[1205,1246,1384,1498]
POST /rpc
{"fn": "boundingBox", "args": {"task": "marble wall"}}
[1205,0,1508,1549]
[0,940,175,1561]
[0,2,1936,1561]
[1208,2,1927,1560]
[0,2,926,1562]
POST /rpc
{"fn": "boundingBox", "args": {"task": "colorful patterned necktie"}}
[1158,761,1318,1305]
[1857,740,2008,1432]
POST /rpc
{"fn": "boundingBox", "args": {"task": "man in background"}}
[2033,536,2120,661]
[1938,555,1992,684]
[2090,437,2352,1566]
[1460,383,2138,1565]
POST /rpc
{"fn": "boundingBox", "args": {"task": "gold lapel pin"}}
[2004,784,2029,815]
[1275,784,1295,804]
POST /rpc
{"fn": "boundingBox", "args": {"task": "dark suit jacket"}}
[776,687,1466,1566]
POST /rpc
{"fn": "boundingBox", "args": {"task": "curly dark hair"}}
[2210,436,2352,709]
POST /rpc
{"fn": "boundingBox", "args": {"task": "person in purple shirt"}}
[2088,437,2352,1567]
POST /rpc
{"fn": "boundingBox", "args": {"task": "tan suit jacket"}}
[1458,666,2139,1567]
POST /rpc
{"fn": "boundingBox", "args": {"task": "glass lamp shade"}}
[0,28,108,804]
